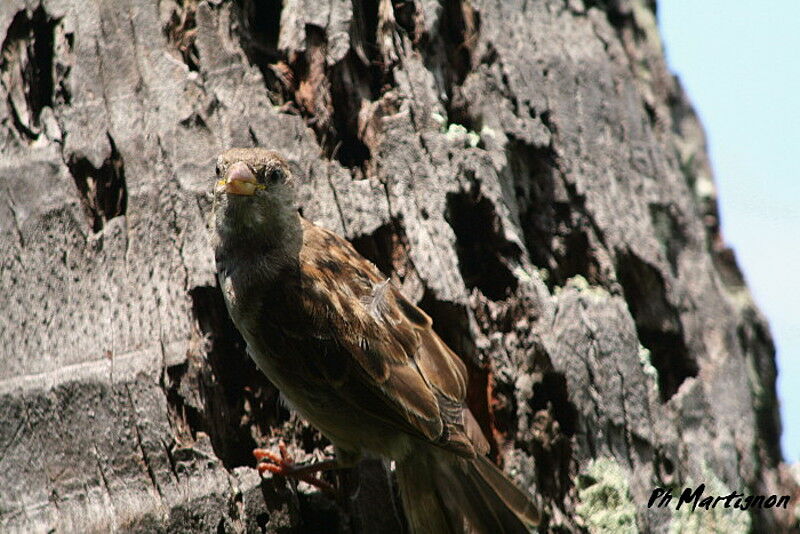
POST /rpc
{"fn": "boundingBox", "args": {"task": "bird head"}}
[211,147,298,243]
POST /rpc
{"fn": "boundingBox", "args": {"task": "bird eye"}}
[266,168,283,184]
[215,164,220,177]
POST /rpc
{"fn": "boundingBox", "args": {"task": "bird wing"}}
[290,218,485,456]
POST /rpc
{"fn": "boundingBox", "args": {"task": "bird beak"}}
[217,161,265,196]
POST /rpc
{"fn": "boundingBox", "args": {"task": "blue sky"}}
[659,2,799,463]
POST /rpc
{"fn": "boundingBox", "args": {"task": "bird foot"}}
[253,441,338,495]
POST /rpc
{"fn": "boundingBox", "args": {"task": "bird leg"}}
[253,442,339,494]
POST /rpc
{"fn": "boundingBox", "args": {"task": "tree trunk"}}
[0,0,796,532]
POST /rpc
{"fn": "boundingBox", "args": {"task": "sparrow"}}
[210,147,539,533]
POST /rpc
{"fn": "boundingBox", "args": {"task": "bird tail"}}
[395,450,539,534]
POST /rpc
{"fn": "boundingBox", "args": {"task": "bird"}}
[209,147,540,533]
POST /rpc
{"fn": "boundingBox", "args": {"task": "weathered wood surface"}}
[1,0,796,532]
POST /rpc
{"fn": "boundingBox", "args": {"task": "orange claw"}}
[253,448,282,464]
[253,441,337,495]
[257,462,286,475]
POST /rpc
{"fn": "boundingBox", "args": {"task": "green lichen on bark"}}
[575,458,638,534]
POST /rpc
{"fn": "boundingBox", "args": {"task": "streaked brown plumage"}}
[210,147,539,533]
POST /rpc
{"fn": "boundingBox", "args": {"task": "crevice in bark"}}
[296,493,344,534]
[280,23,336,155]
[255,512,269,531]
[178,111,209,130]
[163,360,206,441]
[66,133,128,233]
[236,0,288,113]
[162,284,287,470]
[328,50,377,170]
[441,0,479,87]
[352,0,380,68]
[510,139,602,290]
[1,6,59,140]
[445,187,520,301]
[441,0,480,129]
[525,373,577,505]
[53,28,72,107]
[503,332,578,507]
[236,3,389,174]
[390,0,418,41]
[530,372,579,438]
[470,288,536,338]
[468,289,560,470]
[648,203,684,277]
[489,365,518,448]
[654,448,677,488]
[236,0,282,64]
[290,13,389,172]
[643,100,658,128]
[616,253,698,402]
[349,220,409,280]
[415,0,481,129]
[126,384,166,499]
[163,0,200,72]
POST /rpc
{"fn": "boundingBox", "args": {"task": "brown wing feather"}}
[296,218,479,456]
